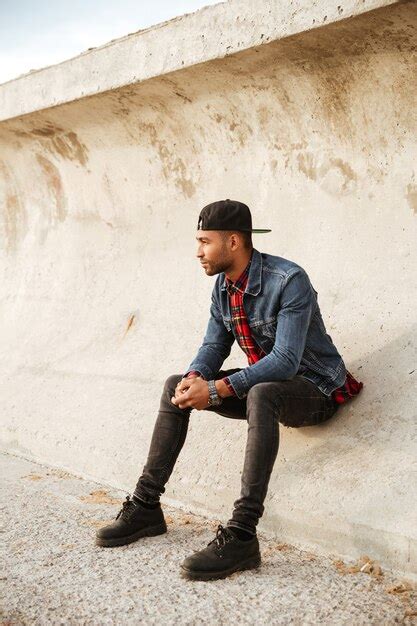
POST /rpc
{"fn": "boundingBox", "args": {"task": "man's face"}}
[195,230,232,276]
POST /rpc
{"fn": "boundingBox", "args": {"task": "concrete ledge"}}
[0,0,398,122]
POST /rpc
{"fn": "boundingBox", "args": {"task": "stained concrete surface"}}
[1,453,416,625]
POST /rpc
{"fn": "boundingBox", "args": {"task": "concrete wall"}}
[0,0,416,579]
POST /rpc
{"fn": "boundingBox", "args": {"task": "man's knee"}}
[247,381,279,403]
[246,382,286,420]
[164,373,184,393]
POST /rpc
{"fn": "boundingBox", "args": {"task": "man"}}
[95,199,363,581]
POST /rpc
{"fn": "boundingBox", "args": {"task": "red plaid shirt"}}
[187,255,363,405]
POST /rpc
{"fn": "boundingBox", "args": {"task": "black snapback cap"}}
[197,199,271,233]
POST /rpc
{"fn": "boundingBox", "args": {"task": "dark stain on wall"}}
[406,183,417,214]
[28,122,89,166]
[0,159,28,254]
[35,154,68,244]
[137,121,196,197]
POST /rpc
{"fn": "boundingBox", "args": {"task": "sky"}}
[0,0,221,85]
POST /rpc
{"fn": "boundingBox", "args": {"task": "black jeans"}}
[133,368,339,536]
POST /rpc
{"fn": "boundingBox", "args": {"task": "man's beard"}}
[205,252,231,276]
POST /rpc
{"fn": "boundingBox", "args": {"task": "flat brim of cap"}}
[251,229,272,233]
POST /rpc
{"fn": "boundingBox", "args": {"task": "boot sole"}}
[180,554,261,581]
[95,521,167,547]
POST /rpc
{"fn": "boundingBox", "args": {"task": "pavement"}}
[1,452,416,625]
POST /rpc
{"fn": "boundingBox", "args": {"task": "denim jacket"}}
[184,247,347,399]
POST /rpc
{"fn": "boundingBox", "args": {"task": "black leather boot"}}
[180,524,261,580]
[95,494,167,547]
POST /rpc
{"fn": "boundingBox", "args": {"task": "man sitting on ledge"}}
[95,198,363,582]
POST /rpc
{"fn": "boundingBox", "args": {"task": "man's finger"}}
[178,377,197,392]
[172,390,191,406]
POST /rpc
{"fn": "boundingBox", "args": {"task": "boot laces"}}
[207,524,235,553]
[116,494,137,522]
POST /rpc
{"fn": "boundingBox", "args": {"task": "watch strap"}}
[207,379,223,405]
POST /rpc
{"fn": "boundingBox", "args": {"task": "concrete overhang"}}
[0,0,400,122]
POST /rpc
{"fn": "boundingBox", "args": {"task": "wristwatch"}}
[207,380,223,406]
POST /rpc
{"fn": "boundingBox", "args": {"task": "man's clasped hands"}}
[171,374,211,411]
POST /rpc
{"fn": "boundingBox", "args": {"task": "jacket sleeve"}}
[182,370,206,379]
[182,291,235,381]
[225,268,316,399]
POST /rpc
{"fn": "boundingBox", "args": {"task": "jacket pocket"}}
[250,318,277,339]
[222,316,232,332]
[260,320,277,339]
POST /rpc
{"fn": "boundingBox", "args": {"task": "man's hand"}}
[171,375,211,411]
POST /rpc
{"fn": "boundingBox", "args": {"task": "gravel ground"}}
[1,452,416,625]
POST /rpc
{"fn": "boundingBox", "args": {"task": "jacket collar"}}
[220,247,262,296]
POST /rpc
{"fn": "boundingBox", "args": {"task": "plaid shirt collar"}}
[221,248,261,296]
[225,249,254,295]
